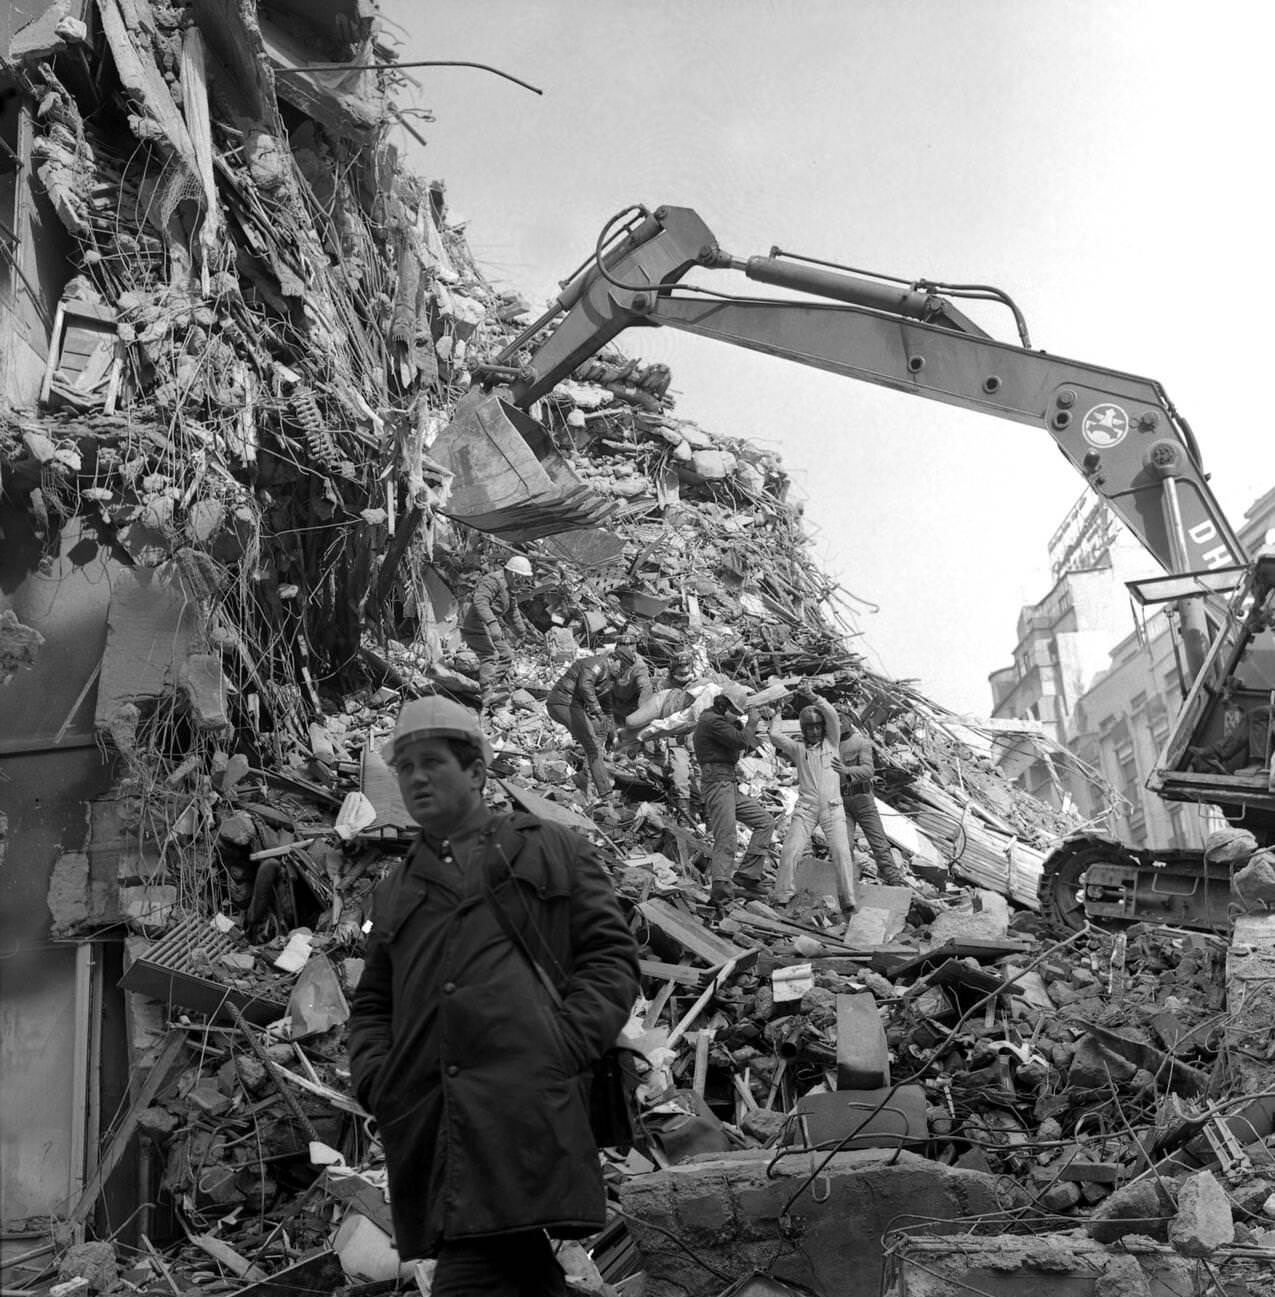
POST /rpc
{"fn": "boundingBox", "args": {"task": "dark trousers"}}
[460,625,509,695]
[546,698,613,795]
[432,1231,567,1296]
[843,790,903,884]
[701,766,774,883]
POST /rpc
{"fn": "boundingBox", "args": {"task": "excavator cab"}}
[1152,552,1275,835]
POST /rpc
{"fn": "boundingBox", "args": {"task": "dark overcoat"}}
[347,812,639,1260]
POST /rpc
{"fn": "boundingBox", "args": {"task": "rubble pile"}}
[4,4,1275,1297]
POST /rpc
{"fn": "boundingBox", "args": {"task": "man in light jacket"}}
[768,689,857,913]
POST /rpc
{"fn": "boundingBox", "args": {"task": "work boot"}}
[709,879,734,907]
[734,876,767,900]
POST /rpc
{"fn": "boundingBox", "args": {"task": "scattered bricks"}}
[1169,1169,1234,1257]
[740,1108,787,1143]
[1059,1161,1121,1183]
[136,1105,179,1137]
[234,1054,269,1094]
[1066,1036,1137,1088]
[1087,1178,1174,1243]
[1045,980,1080,1008]
[57,1242,118,1293]
[1093,1253,1153,1297]
[1039,1180,1082,1212]
[119,883,178,932]
[927,889,1009,946]
[186,1078,233,1117]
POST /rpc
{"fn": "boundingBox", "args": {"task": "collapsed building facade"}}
[4,4,1275,1296]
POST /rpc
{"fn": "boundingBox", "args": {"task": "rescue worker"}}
[546,651,621,798]
[348,697,639,1295]
[658,650,698,820]
[692,683,774,905]
[838,711,907,886]
[607,630,653,738]
[459,555,533,706]
[620,647,699,820]
[768,690,857,912]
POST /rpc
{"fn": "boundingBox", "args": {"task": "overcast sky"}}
[380,0,1268,714]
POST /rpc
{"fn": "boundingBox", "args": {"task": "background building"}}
[989,488,1275,847]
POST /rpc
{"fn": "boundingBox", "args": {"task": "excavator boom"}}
[488,205,1242,588]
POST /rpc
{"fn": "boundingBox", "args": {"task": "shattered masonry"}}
[3,3,1275,1297]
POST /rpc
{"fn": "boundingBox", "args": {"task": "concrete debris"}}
[2,4,1273,1297]
[0,609,46,684]
[1169,1169,1235,1257]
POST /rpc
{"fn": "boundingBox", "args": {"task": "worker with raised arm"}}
[546,650,622,799]
[768,687,857,913]
[692,683,775,906]
[838,710,907,887]
[459,555,534,707]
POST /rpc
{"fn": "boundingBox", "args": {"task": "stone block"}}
[1169,1169,1234,1257]
[835,992,889,1089]
[928,889,1009,946]
[618,1149,1003,1297]
[1087,1178,1174,1244]
[843,883,912,947]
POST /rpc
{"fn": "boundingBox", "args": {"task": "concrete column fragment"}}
[618,1149,1005,1297]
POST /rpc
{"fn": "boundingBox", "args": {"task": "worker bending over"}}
[459,556,533,707]
[692,684,774,906]
[546,651,621,799]
[769,690,857,913]
[606,630,653,739]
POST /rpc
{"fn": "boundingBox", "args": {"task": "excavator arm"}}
[482,204,1243,595]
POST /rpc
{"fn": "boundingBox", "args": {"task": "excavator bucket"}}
[429,393,619,544]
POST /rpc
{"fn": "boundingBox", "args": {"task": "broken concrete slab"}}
[927,888,1010,946]
[639,896,749,967]
[889,1233,1201,1297]
[842,883,912,948]
[619,1149,1007,1297]
[96,566,200,729]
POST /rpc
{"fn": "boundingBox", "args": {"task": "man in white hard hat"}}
[349,696,639,1296]
[691,682,775,906]
[459,555,534,707]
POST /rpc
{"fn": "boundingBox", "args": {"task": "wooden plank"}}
[638,958,705,987]
[67,1029,187,1226]
[638,897,748,967]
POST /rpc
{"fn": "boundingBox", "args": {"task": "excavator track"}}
[1040,835,1234,934]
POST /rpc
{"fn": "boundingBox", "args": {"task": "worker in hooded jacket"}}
[768,689,857,912]
[459,555,533,705]
[348,697,639,1296]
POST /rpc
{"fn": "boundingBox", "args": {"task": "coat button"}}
[446,1064,459,1077]
[443,981,456,994]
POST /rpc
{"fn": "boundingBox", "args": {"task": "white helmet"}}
[504,555,533,578]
